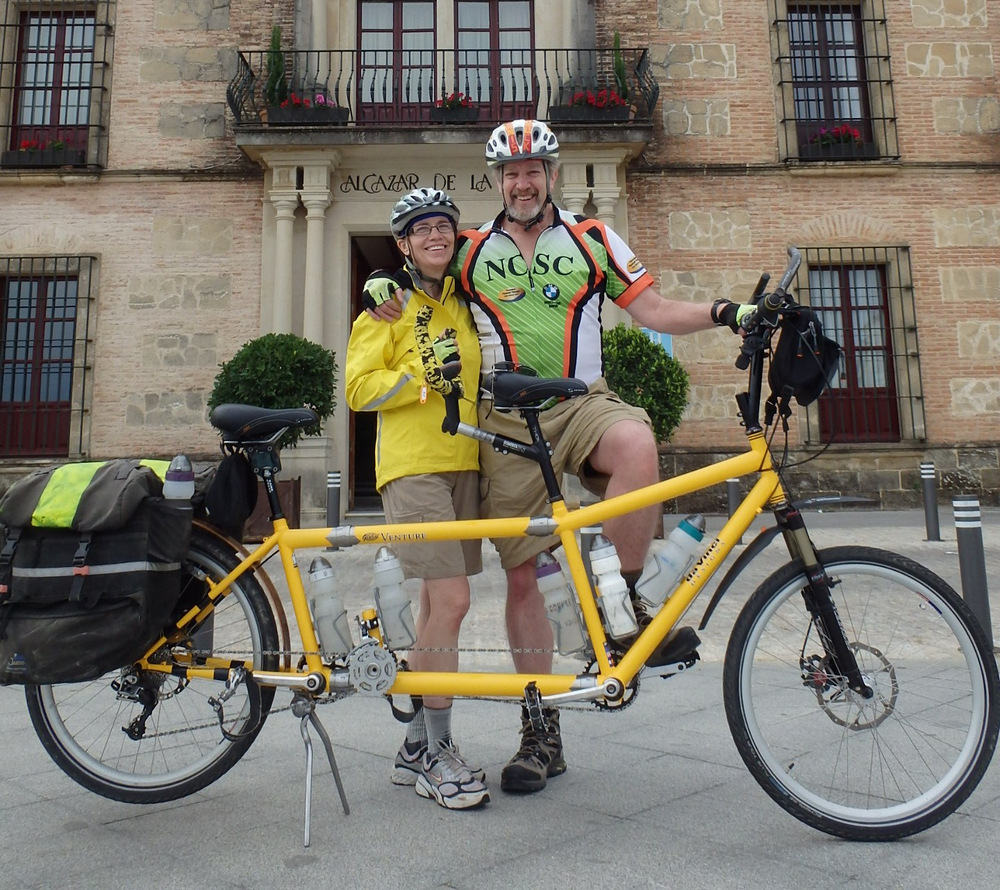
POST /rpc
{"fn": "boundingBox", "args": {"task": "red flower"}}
[435,92,473,109]
[567,88,628,109]
[280,93,312,109]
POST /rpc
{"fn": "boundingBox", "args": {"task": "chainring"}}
[583,657,640,712]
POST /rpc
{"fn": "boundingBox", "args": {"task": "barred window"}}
[0,256,95,457]
[771,0,899,162]
[0,2,114,170]
[796,246,923,444]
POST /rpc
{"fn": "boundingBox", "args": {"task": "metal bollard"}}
[953,496,993,647]
[921,461,941,542]
[325,471,342,551]
[727,478,743,545]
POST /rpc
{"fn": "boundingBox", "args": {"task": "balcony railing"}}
[227,47,659,129]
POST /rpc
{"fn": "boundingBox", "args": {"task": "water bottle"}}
[163,454,195,500]
[307,556,353,658]
[372,547,417,650]
[536,551,588,655]
[635,513,706,607]
[589,535,637,640]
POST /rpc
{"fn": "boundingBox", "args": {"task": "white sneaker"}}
[415,740,490,810]
[392,738,486,786]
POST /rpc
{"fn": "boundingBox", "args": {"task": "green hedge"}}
[602,324,689,442]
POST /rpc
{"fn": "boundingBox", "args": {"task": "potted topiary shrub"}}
[602,323,689,443]
[208,333,338,536]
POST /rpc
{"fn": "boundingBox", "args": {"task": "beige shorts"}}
[379,471,483,579]
[478,378,652,569]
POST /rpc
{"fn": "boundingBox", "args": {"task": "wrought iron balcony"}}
[226,46,659,131]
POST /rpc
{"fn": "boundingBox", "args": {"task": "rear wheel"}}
[724,546,1000,840]
[25,528,280,803]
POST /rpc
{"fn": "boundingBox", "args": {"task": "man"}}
[364,119,750,795]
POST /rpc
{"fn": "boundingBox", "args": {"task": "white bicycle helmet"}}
[485,119,560,168]
[390,187,461,239]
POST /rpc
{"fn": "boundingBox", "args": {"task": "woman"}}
[345,188,487,810]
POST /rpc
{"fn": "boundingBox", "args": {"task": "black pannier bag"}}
[766,306,842,418]
[0,460,192,685]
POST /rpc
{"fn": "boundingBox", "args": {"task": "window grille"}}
[0,1,114,169]
[796,246,923,444]
[771,0,899,162]
[0,255,95,457]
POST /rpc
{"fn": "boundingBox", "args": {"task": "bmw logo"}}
[542,283,560,302]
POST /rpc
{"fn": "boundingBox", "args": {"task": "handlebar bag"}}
[768,307,842,408]
[0,460,192,685]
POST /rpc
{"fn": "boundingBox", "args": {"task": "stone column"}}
[589,159,629,327]
[558,161,590,215]
[590,161,621,227]
[300,159,334,340]
[269,163,299,333]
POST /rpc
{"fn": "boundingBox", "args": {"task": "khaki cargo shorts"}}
[478,378,652,570]
[379,471,483,579]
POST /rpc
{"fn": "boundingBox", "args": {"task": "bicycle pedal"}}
[644,626,701,670]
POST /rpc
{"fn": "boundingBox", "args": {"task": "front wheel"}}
[724,546,1000,840]
[25,528,280,803]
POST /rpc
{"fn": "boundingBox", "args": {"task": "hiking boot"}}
[630,590,653,629]
[392,738,486,786]
[415,740,491,810]
[500,706,566,794]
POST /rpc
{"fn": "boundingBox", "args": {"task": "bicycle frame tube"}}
[144,435,789,699]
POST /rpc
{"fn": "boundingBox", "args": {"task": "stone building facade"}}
[0,0,998,520]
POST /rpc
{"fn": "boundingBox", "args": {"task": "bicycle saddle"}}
[210,404,319,441]
[484,371,588,409]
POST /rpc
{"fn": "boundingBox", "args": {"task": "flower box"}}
[799,142,880,161]
[2,148,88,168]
[547,105,631,123]
[429,105,480,124]
[266,105,349,126]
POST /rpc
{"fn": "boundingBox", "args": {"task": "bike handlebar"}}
[733,246,802,370]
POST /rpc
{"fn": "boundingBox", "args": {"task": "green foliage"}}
[603,324,689,443]
[208,333,338,449]
[264,25,288,106]
[612,31,630,103]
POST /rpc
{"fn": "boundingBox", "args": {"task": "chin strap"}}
[503,194,552,231]
[404,256,454,297]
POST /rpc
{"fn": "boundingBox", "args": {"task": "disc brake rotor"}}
[812,642,898,730]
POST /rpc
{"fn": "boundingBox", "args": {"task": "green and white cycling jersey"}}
[454,208,654,384]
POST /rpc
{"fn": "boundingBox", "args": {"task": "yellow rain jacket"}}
[345,276,480,490]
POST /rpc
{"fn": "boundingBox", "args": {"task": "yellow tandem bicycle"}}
[23,248,1000,843]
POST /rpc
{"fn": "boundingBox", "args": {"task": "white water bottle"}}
[373,547,417,650]
[635,513,706,608]
[308,556,353,658]
[536,551,588,655]
[163,454,195,500]
[589,535,637,640]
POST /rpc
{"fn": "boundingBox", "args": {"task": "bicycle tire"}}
[723,545,1000,840]
[24,527,280,803]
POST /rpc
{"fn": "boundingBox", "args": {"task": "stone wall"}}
[661,443,1000,515]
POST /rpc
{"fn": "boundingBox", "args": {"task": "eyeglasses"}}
[407,221,454,238]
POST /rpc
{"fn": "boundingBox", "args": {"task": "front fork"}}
[774,504,874,699]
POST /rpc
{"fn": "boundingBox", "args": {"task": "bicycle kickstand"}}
[291,693,350,848]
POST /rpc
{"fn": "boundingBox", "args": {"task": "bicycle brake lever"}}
[735,333,765,371]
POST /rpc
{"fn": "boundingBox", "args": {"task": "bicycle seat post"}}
[520,407,564,503]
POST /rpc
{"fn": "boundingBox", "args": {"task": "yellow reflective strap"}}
[31,462,103,528]
[140,459,171,482]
